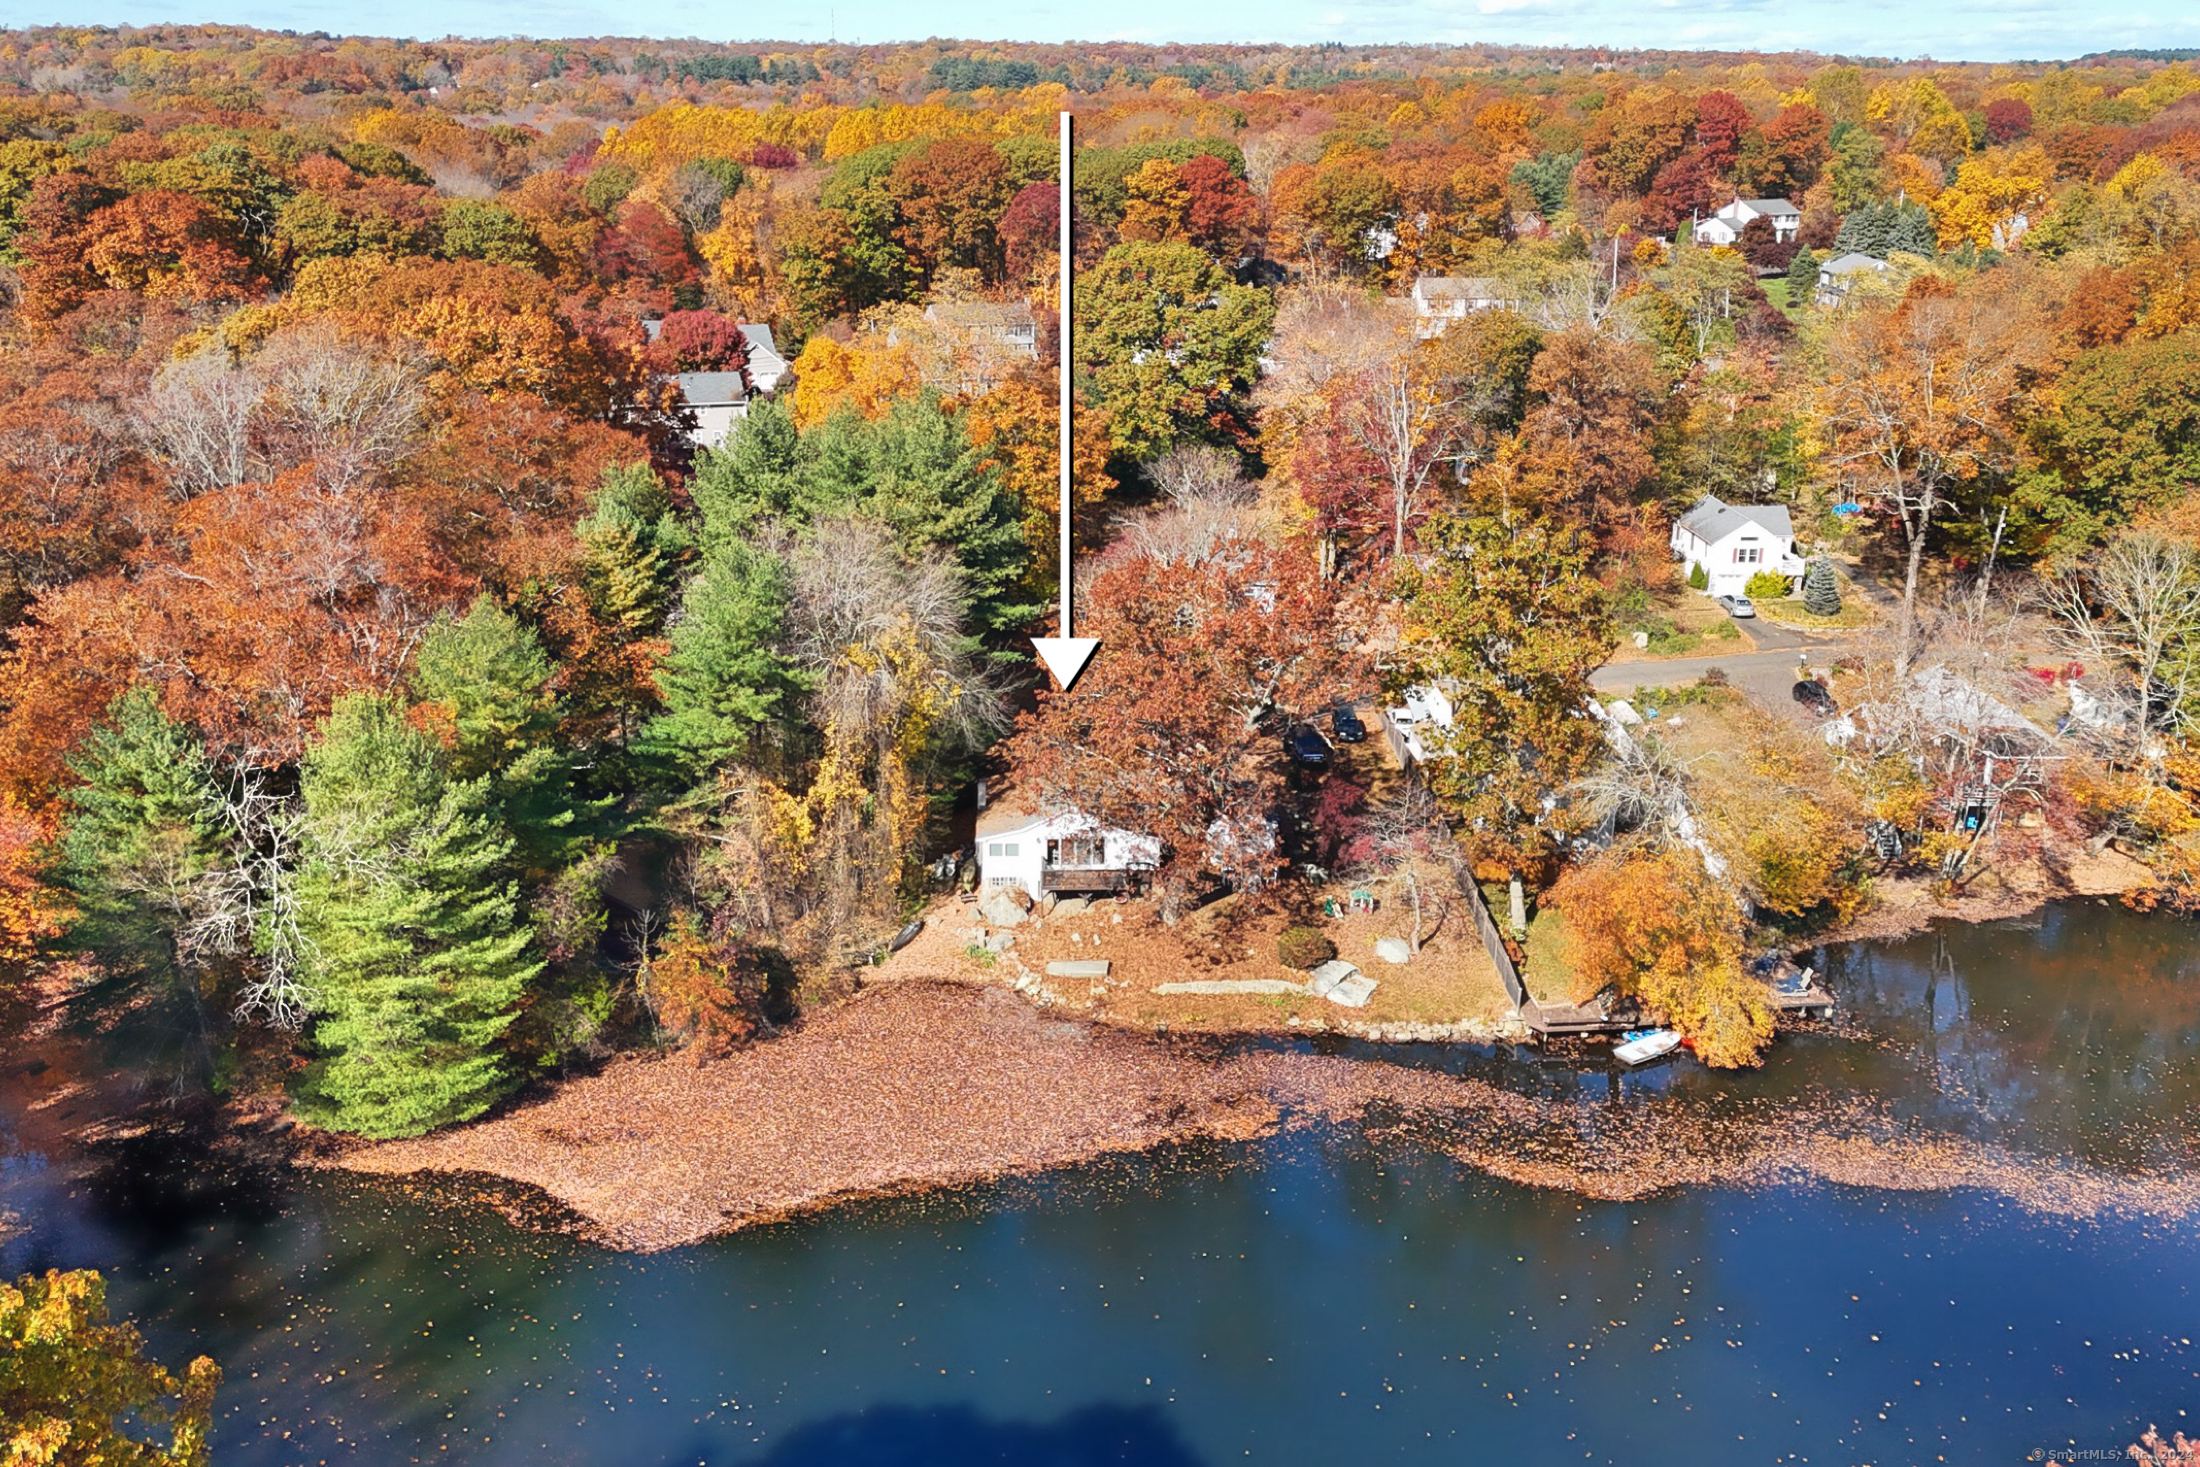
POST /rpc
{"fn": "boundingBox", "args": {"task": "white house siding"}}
[1671,495,1806,597]
[976,813,1161,899]
[687,401,747,450]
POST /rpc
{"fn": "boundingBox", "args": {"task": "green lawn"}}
[1520,903,1580,1007]
[1754,597,1876,631]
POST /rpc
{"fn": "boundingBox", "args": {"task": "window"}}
[986,841,1018,858]
[1733,544,1762,565]
[1000,842,1018,857]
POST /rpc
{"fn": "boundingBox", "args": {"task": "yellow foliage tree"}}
[697,181,785,323]
[787,335,924,428]
[1931,144,2053,249]
[962,371,1113,600]
[0,794,67,975]
[1119,158,1192,244]
[1867,77,1973,167]
[2,1269,220,1467]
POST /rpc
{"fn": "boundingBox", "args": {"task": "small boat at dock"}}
[1613,1029,1682,1066]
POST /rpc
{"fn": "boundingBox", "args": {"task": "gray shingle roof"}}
[1820,252,1890,276]
[737,323,784,367]
[1741,197,1800,214]
[673,371,748,406]
[1676,493,1793,544]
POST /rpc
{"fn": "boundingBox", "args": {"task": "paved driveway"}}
[1592,643,1856,720]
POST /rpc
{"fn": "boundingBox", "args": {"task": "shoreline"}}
[1803,841,2155,947]
[323,951,2197,1253]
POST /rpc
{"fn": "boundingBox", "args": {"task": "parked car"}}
[1283,724,1333,767]
[1716,594,1756,618]
[1329,702,1367,743]
[1792,679,1837,715]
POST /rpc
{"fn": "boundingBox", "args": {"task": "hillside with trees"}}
[5,26,2200,1135]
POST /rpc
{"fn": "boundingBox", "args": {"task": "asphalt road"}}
[1592,636,1858,718]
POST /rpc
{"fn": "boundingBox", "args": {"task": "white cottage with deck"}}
[1671,494,1806,597]
[974,780,1161,900]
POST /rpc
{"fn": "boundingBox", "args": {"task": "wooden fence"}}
[1457,870,1528,1013]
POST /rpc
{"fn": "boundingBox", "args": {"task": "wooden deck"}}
[1769,977,1836,1018]
[1040,866,1135,894]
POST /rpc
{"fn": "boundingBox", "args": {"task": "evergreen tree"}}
[1785,245,1820,302]
[689,400,801,548]
[1833,201,1890,257]
[294,694,541,1138]
[795,395,1036,636]
[1803,556,1844,616]
[58,689,223,985]
[412,596,602,880]
[644,541,800,776]
[575,464,691,637]
[1885,200,1938,257]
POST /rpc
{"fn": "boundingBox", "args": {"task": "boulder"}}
[1606,699,1642,726]
[1048,960,1112,979]
[1053,896,1091,917]
[1373,937,1412,965]
[1632,630,1650,649]
[981,931,1016,953]
[978,889,1030,927]
[1308,960,1378,1008]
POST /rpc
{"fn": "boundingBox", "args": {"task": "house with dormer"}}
[1671,495,1806,596]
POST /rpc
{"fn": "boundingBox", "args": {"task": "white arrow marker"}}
[1030,109,1098,693]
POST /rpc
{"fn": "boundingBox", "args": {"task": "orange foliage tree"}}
[1544,844,1775,1068]
[643,916,769,1062]
[960,370,1114,601]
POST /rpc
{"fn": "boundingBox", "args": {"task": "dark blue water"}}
[6,900,2198,1465]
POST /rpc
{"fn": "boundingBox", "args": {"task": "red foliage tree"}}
[1643,151,1718,235]
[887,135,1015,284]
[1694,90,1753,172]
[998,180,1060,286]
[1984,98,2035,146]
[1180,153,1259,259]
[1739,103,1833,199]
[594,199,700,296]
[651,309,752,373]
[1006,537,1360,916]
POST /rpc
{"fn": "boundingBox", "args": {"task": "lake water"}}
[5,899,2197,1465]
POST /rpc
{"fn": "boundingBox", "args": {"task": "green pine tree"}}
[575,464,692,637]
[58,689,224,985]
[1886,200,1938,257]
[1803,556,1844,616]
[689,399,802,548]
[1688,560,1710,591]
[1785,245,1820,303]
[412,596,606,880]
[294,694,542,1139]
[643,540,800,776]
[801,394,1039,637]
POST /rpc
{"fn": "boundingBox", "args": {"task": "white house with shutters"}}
[1671,494,1806,597]
[1693,197,1802,247]
[973,780,1161,900]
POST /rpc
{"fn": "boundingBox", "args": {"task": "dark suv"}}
[1792,680,1837,715]
[1283,724,1333,768]
[1329,703,1367,743]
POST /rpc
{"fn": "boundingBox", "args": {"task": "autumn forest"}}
[2,26,2200,1135]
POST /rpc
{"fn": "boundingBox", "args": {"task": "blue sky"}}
[0,0,2191,65]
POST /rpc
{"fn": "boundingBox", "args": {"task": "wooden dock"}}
[1453,866,1833,1038]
